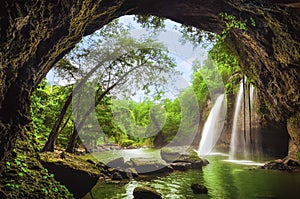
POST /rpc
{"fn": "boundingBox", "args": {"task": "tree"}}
[42,19,176,152]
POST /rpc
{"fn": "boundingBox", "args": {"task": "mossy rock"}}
[160,147,202,162]
[0,130,73,198]
[40,151,101,198]
[133,186,162,199]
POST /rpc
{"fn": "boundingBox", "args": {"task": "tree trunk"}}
[42,93,73,152]
[0,0,125,162]
[65,124,79,153]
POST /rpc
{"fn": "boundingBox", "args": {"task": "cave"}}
[0,0,299,168]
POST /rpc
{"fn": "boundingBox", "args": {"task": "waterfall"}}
[198,94,225,156]
[229,81,244,159]
[229,78,257,160]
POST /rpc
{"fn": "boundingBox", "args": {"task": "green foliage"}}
[134,15,166,30]
[0,130,73,198]
[177,24,215,48]
[31,80,73,148]
[31,16,244,151]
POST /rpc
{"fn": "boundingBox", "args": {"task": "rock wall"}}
[287,112,300,161]
[216,84,289,159]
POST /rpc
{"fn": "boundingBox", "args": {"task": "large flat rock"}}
[130,158,173,174]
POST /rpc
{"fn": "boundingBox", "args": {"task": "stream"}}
[83,148,300,199]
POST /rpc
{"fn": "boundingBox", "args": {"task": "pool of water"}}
[84,149,300,199]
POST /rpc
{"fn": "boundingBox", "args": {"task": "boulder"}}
[124,168,139,178]
[160,146,189,163]
[191,183,208,194]
[40,152,100,199]
[117,167,139,179]
[111,172,123,180]
[202,159,210,166]
[106,157,127,169]
[161,147,204,169]
[130,158,173,174]
[170,162,192,171]
[133,186,162,199]
[261,159,299,172]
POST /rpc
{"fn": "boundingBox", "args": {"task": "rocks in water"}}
[111,172,123,180]
[116,167,139,179]
[85,144,138,153]
[130,158,173,174]
[125,168,139,178]
[261,157,299,172]
[202,159,210,166]
[95,158,139,180]
[190,183,208,194]
[170,162,192,171]
[106,157,127,169]
[160,147,205,169]
[160,146,189,162]
[133,186,162,199]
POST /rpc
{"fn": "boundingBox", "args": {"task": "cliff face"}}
[0,0,299,162]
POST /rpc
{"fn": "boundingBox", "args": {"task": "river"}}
[83,148,300,199]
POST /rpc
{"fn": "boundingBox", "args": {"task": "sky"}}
[46,15,211,101]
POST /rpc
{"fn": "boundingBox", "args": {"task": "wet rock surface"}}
[130,158,174,174]
[261,157,299,172]
[133,186,162,199]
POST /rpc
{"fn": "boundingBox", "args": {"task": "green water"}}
[84,149,300,199]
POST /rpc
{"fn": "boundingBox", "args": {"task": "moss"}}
[187,148,202,162]
[289,115,299,126]
[0,128,73,198]
[39,151,100,176]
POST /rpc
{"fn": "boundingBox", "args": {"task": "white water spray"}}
[229,79,258,160]
[229,81,245,159]
[198,94,225,156]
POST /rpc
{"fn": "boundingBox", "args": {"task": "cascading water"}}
[198,94,225,156]
[229,78,258,160]
[229,81,244,160]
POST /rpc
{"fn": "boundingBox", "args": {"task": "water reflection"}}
[203,155,239,198]
[84,149,300,199]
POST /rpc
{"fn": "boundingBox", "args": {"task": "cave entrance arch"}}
[0,0,299,162]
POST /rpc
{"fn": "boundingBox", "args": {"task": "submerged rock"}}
[190,183,208,194]
[133,186,162,199]
[130,157,173,174]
